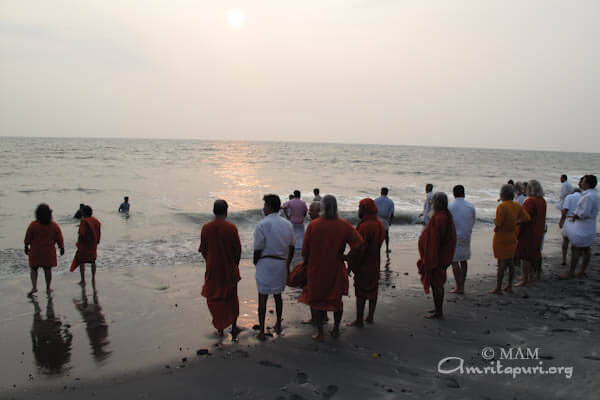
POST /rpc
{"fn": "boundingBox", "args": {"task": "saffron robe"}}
[493,201,530,260]
[24,221,64,268]
[199,218,242,331]
[299,218,364,311]
[417,211,456,294]
[516,196,546,262]
[71,217,101,271]
[349,199,385,300]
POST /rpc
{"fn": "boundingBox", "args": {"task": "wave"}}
[176,209,421,227]
[18,188,49,194]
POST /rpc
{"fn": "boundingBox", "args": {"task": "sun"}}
[226,8,246,29]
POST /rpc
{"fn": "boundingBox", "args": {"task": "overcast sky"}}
[1,1,598,152]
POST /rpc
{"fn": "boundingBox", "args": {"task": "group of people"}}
[23,176,597,341]
[24,203,102,296]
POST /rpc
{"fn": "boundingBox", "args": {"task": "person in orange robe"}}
[417,193,456,319]
[24,204,65,296]
[491,184,530,294]
[299,195,364,340]
[199,200,242,336]
[347,198,385,327]
[515,180,547,286]
[70,205,101,287]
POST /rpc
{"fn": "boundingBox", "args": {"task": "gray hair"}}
[321,195,338,219]
[432,192,449,212]
[526,179,544,197]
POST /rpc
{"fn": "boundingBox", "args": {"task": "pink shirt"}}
[283,198,308,225]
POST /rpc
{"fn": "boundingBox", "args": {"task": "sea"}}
[1,137,598,279]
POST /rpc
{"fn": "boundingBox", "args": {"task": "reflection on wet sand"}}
[30,295,73,374]
[73,287,111,362]
[382,257,392,287]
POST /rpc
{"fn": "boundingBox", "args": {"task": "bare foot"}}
[257,332,266,341]
[347,320,363,328]
[449,287,459,293]
[312,332,323,341]
[514,281,526,287]
[231,325,241,338]
[425,312,442,319]
[78,280,86,287]
[365,317,374,324]
[503,286,513,293]
[27,289,37,298]
[217,329,224,337]
[274,323,282,334]
[489,288,502,294]
[329,328,340,338]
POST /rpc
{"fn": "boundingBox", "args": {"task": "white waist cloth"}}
[452,237,471,262]
[293,223,305,249]
[256,257,287,295]
[566,218,597,248]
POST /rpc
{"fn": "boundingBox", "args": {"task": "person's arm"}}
[199,227,207,258]
[559,208,568,228]
[574,196,593,220]
[232,227,242,266]
[55,224,65,256]
[253,225,265,266]
[286,245,294,273]
[24,224,32,255]
[302,223,311,265]
[96,221,101,244]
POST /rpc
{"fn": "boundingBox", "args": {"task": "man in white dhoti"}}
[419,184,434,226]
[253,194,295,340]
[448,185,476,294]
[563,175,599,279]
[559,178,582,265]
[375,187,395,254]
[557,174,573,210]
[282,190,308,250]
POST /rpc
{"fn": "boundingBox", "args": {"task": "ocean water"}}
[1,137,598,278]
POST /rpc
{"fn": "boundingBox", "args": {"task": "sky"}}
[1,0,599,152]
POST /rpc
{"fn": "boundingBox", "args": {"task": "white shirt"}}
[557,181,573,209]
[253,213,295,258]
[449,198,476,241]
[567,189,599,248]
[516,194,527,205]
[423,192,433,225]
[562,191,581,217]
[375,195,395,230]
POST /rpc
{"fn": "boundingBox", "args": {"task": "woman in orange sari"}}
[491,184,530,294]
[24,204,64,296]
[417,193,456,319]
[515,180,546,286]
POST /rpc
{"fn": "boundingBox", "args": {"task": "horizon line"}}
[1,135,598,155]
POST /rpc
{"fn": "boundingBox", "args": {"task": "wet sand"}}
[2,225,599,399]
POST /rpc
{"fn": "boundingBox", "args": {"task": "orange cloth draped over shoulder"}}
[299,217,364,311]
[417,211,456,294]
[199,218,242,331]
[70,217,101,272]
[492,201,530,260]
[24,221,64,268]
[348,198,385,300]
[516,197,546,262]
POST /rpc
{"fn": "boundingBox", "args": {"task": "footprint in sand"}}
[322,385,339,399]
[295,372,309,384]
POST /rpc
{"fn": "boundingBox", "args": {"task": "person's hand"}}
[559,221,564,229]
[60,248,65,256]
[24,246,29,255]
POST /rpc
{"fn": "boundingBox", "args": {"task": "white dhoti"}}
[255,257,287,295]
[452,237,472,262]
[566,219,597,248]
[293,223,305,249]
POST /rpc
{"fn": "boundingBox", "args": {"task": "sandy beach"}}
[2,225,599,400]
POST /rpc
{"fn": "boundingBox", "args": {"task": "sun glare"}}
[226,8,246,29]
